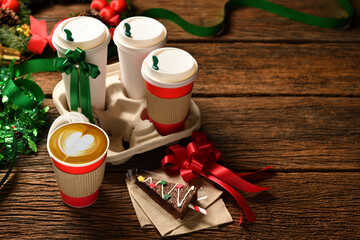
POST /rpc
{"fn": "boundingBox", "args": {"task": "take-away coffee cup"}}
[113,16,167,99]
[47,112,110,207]
[52,16,111,112]
[141,47,198,135]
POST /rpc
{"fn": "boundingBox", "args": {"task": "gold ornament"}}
[0,43,21,65]
[16,24,31,37]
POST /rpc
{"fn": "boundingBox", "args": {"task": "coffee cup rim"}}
[141,47,198,88]
[113,16,167,53]
[141,60,198,89]
[52,17,111,55]
[47,122,110,168]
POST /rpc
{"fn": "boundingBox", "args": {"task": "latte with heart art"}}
[48,123,108,164]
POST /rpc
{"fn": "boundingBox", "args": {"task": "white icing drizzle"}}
[144,177,152,184]
[167,184,177,195]
[197,196,207,201]
[152,180,177,198]
[177,186,195,207]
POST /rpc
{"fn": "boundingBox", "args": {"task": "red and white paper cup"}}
[47,113,110,208]
[113,16,167,99]
[141,47,198,135]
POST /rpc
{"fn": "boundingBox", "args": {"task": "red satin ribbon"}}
[27,16,66,55]
[161,131,272,223]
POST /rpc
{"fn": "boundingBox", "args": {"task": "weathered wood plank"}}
[197,96,360,171]
[32,43,360,97]
[9,96,360,171]
[0,172,358,239]
[33,0,360,42]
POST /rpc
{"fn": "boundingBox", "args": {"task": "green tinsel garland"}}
[0,62,48,187]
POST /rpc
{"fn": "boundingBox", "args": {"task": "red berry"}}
[99,6,116,21]
[107,14,120,26]
[110,0,127,13]
[90,0,109,11]
[2,0,20,13]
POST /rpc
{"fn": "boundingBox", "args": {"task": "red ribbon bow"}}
[90,0,127,26]
[161,132,272,223]
[27,16,66,55]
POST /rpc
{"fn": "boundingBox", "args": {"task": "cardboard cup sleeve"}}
[52,160,106,199]
[146,90,192,125]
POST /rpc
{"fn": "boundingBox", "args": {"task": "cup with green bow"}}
[51,16,111,122]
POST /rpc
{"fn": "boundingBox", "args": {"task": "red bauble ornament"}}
[1,0,20,13]
[99,6,116,21]
[90,0,109,12]
[110,0,127,13]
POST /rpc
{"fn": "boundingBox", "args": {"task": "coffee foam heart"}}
[58,131,96,157]
[49,123,108,164]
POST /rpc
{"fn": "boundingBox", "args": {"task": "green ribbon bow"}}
[53,48,100,123]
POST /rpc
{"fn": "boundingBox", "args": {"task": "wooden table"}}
[1,1,360,239]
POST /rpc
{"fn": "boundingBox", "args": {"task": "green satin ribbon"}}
[12,58,59,77]
[2,61,45,110]
[141,0,354,36]
[53,48,100,123]
[2,77,45,109]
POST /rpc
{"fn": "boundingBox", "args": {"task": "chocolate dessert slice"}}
[135,175,198,219]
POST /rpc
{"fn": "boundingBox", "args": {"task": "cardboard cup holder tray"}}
[52,63,201,165]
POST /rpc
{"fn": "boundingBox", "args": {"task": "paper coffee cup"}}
[47,120,110,208]
[113,16,167,99]
[141,47,198,135]
[52,16,111,112]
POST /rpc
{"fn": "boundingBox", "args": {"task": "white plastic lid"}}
[142,47,198,87]
[53,16,108,51]
[114,16,167,52]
